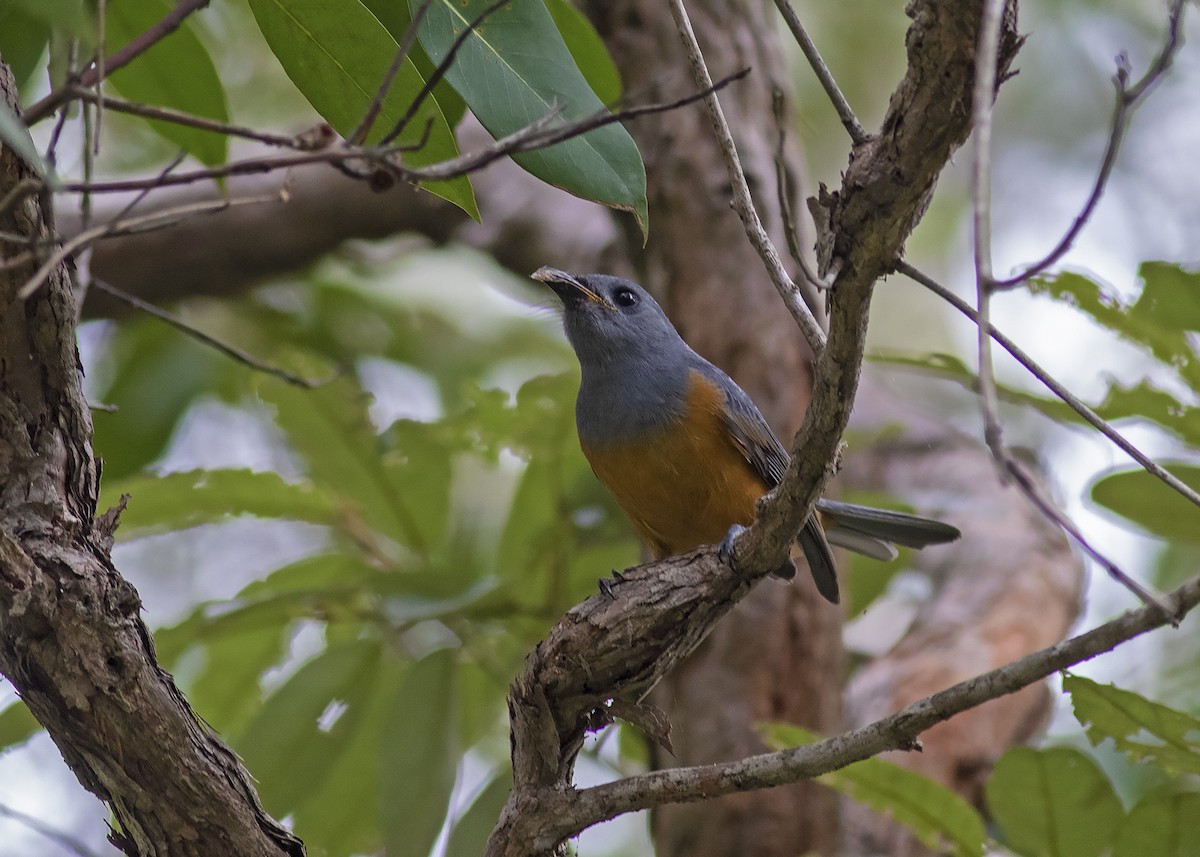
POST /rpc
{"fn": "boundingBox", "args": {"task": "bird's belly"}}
[580,392,768,558]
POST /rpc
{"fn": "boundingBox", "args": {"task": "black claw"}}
[611,569,627,583]
[718,524,747,570]
[598,577,616,600]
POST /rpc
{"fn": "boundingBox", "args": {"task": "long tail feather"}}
[816,498,960,549]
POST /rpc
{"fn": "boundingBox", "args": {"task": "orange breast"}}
[580,370,769,559]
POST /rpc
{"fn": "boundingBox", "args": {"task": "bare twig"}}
[94,0,107,155]
[15,194,278,299]
[0,178,41,222]
[0,802,107,857]
[895,260,1200,512]
[379,0,510,147]
[70,89,310,149]
[771,0,868,145]
[351,0,435,145]
[771,88,826,298]
[970,0,1007,461]
[24,0,211,125]
[667,0,827,356]
[90,279,328,388]
[994,0,1187,288]
[57,70,749,195]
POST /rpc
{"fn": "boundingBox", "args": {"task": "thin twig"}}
[771,88,826,298]
[70,89,309,149]
[994,0,1187,288]
[0,802,107,857]
[971,0,1007,461]
[379,0,510,147]
[1001,455,1173,619]
[15,194,278,299]
[771,0,868,145]
[666,0,827,356]
[352,0,435,145]
[896,260,1200,512]
[58,70,750,194]
[94,0,107,155]
[90,280,328,388]
[24,0,211,125]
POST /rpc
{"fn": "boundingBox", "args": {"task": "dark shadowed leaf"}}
[0,7,50,95]
[412,0,647,234]
[1113,791,1200,857]
[986,745,1124,857]
[1088,465,1200,543]
[246,0,476,216]
[105,0,229,165]
[381,647,459,857]
[1066,674,1200,775]
[763,724,985,857]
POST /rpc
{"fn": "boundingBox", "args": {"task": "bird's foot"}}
[597,568,629,601]
[718,524,746,571]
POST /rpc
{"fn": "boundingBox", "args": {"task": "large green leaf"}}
[545,0,621,104]
[1066,674,1200,776]
[444,768,512,857]
[381,648,460,857]
[237,639,382,815]
[184,623,289,736]
[762,724,986,857]
[358,0,467,126]
[986,746,1124,857]
[246,0,477,216]
[100,468,340,539]
[412,0,647,233]
[1113,792,1200,857]
[0,7,50,96]
[105,0,229,165]
[1089,465,1200,543]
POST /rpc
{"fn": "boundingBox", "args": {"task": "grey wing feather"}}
[695,361,789,488]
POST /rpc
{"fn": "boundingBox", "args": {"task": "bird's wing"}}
[693,361,790,488]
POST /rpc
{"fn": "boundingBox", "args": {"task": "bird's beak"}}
[531,267,609,307]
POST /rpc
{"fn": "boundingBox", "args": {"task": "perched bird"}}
[533,267,960,604]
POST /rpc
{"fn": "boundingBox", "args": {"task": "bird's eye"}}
[613,287,638,307]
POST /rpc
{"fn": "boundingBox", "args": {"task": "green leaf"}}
[381,648,459,857]
[185,623,289,736]
[100,469,340,539]
[1031,268,1200,392]
[247,0,477,217]
[986,746,1124,857]
[91,320,224,481]
[545,0,622,104]
[238,639,382,815]
[0,700,42,752]
[1066,674,1200,776]
[1089,464,1200,543]
[358,0,467,126]
[6,0,93,33]
[262,377,429,553]
[762,724,986,857]
[1113,792,1200,857]
[412,0,647,234]
[105,0,230,165]
[444,768,512,857]
[0,99,47,176]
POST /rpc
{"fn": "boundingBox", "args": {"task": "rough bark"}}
[0,64,301,857]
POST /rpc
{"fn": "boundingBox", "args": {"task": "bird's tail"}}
[794,500,961,606]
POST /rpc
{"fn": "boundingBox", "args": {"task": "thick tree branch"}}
[0,63,302,857]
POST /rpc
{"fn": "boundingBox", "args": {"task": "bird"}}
[532,267,961,604]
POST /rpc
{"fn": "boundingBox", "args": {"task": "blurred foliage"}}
[2,1,1200,856]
